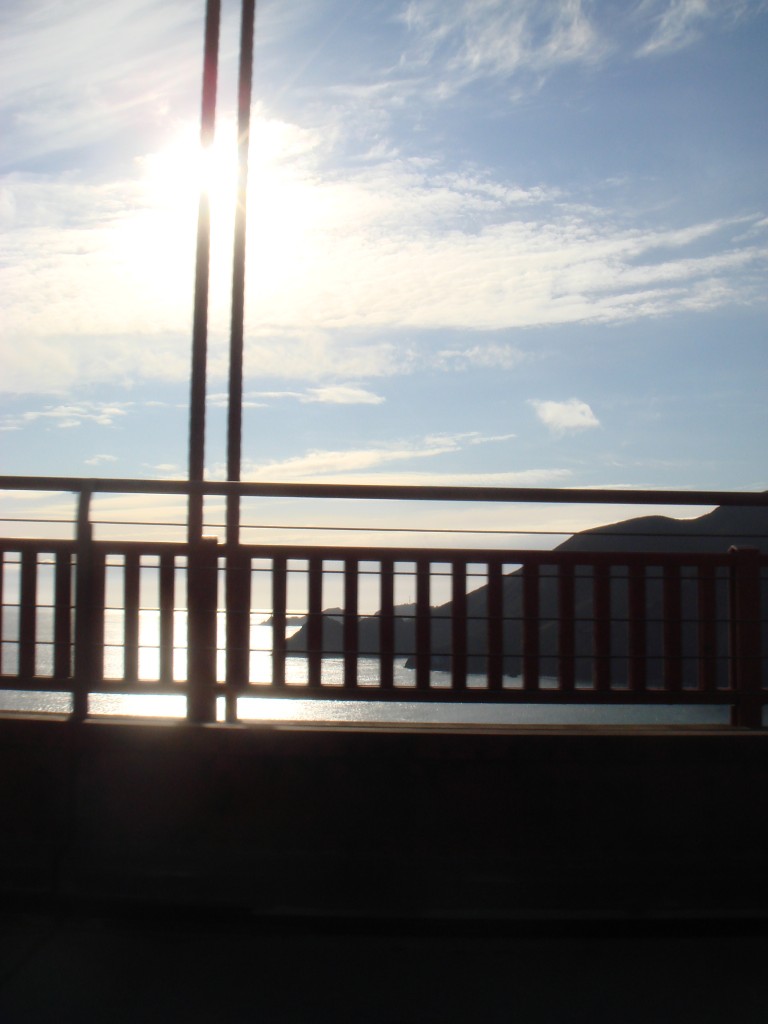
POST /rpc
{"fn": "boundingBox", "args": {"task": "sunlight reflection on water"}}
[0,610,732,725]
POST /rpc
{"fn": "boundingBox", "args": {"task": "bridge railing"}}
[0,477,765,726]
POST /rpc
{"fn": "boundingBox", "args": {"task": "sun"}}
[131,114,329,323]
[142,119,239,215]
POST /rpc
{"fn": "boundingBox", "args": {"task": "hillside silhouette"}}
[285,501,768,683]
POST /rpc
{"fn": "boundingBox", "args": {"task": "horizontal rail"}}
[1,475,767,507]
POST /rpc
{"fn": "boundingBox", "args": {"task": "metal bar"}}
[593,563,610,692]
[451,560,467,691]
[663,564,683,692]
[159,554,175,685]
[486,561,503,690]
[72,487,94,720]
[53,550,72,680]
[2,475,766,508]
[90,550,106,692]
[18,550,37,680]
[729,547,762,728]
[188,0,222,545]
[343,559,358,688]
[271,555,287,687]
[415,559,431,690]
[186,537,219,723]
[123,552,140,685]
[226,0,257,549]
[558,562,575,692]
[627,564,647,692]
[307,556,323,689]
[379,558,394,689]
[0,552,4,675]
[225,549,251,720]
[522,562,539,691]
[697,564,717,692]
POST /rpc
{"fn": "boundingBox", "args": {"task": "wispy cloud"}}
[301,385,385,405]
[239,385,385,406]
[636,0,765,56]
[4,401,131,430]
[435,343,527,371]
[530,398,600,435]
[400,0,605,93]
[0,0,203,167]
[3,127,766,392]
[398,0,766,91]
[84,453,118,466]
[240,430,516,481]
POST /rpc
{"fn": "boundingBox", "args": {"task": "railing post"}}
[72,486,93,722]
[187,535,219,724]
[225,545,250,723]
[729,547,762,728]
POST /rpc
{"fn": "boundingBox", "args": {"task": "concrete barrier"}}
[2,715,767,920]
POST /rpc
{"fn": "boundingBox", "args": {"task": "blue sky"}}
[1,0,767,536]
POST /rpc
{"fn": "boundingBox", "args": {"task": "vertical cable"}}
[226,0,256,533]
[188,0,222,544]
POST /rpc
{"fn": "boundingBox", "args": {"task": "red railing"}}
[0,477,765,727]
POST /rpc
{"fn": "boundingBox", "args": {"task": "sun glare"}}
[130,114,336,326]
[142,119,239,213]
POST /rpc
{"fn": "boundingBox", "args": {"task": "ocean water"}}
[0,609,732,726]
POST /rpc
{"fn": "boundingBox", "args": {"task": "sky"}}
[1,0,767,540]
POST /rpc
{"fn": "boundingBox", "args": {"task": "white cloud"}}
[84,454,118,466]
[303,386,385,405]
[2,105,766,393]
[250,468,573,487]
[5,402,130,430]
[635,0,763,56]
[240,430,517,481]
[435,343,527,371]
[0,0,203,164]
[530,398,600,435]
[400,0,605,91]
[637,0,712,54]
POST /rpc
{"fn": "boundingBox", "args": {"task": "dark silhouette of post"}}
[729,546,763,728]
[225,0,256,723]
[187,0,221,722]
[73,486,94,721]
[227,0,256,540]
[188,0,221,545]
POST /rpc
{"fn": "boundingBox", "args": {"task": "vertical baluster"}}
[451,560,467,692]
[593,562,610,692]
[379,558,394,690]
[558,561,575,692]
[522,561,539,691]
[19,549,37,680]
[415,559,430,691]
[272,555,287,688]
[73,489,93,720]
[307,556,323,689]
[729,547,762,728]
[487,561,503,690]
[53,550,73,681]
[0,550,4,675]
[124,552,140,685]
[89,549,106,693]
[159,553,175,685]
[697,562,717,692]
[628,560,647,692]
[663,563,682,692]
[344,559,358,689]
[226,549,251,720]
[186,537,218,724]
